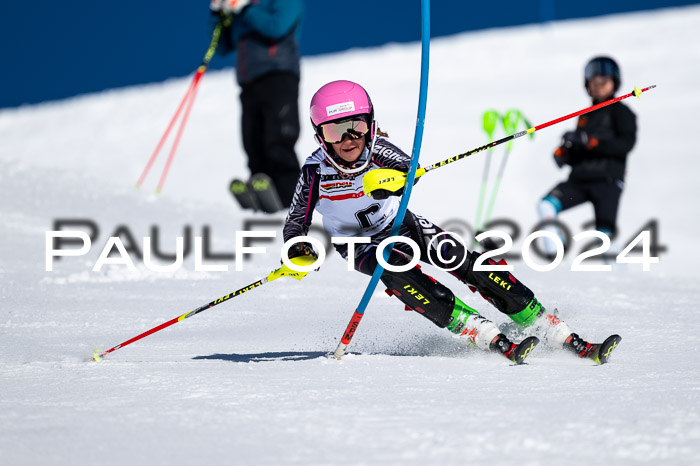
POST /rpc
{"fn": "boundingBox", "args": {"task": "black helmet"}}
[584,56,621,92]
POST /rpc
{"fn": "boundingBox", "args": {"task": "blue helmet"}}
[584,56,621,92]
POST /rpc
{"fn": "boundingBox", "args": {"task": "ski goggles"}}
[318,118,370,144]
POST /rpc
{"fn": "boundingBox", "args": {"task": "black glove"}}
[561,130,589,150]
[553,147,569,168]
[370,186,404,200]
[287,242,318,261]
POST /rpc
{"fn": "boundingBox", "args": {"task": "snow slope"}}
[1,6,700,465]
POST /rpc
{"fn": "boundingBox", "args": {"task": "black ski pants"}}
[240,72,301,207]
[545,178,624,233]
[334,211,535,319]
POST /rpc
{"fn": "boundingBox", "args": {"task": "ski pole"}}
[362,85,656,197]
[135,74,197,189]
[473,110,500,236]
[91,257,312,362]
[155,70,203,194]
[135,19,226,192]
[480,110,533,230]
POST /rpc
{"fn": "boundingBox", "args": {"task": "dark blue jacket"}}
[214,0,303,85]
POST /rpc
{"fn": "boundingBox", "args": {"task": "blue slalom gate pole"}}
[334,0,431,359]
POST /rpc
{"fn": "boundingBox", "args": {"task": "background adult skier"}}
[210,0,303,210]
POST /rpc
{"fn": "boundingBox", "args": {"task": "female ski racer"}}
[282,80,620,364]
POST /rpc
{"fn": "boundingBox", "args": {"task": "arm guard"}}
[283,163,320,242]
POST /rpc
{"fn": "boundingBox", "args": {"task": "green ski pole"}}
[474,110,500,240]
[480,110,534,229]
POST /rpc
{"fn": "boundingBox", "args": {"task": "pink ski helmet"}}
[310,80,376,174]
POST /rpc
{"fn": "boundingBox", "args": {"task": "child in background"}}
[539,56,637,257]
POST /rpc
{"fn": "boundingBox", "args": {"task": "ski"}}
[565,333,621,365]
[507,335,539,365]
[249,173,284,213]
[491,333,540,365]
[589,334,622,364]
[229,178,260,211]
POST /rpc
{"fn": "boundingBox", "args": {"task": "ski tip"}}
[593,334,621,365]
[91,350,104,362]
[512,336,539,365]
[230,179,247,195]
[634,84,657,98]
[154,188,162,195]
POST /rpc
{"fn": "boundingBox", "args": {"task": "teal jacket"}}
[214,0,303,85]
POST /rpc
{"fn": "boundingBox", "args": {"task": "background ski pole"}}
[479,109,533,231]
[91,256,312,362]
[135,74,197,190]
[363,85,656,197]
[154,69,203,194]
[473,110,500,240]
[135,18,227,193]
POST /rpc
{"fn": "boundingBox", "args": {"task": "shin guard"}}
[463,252,535,316]
[382,264,456,328]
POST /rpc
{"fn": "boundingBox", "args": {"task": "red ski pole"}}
[91,258,313,362]
[362,85,657,198]
[135,76,197,189]
[135,19,225,192]
[155,67,205,194]
[422,85,656,175]
[92,275,266,362]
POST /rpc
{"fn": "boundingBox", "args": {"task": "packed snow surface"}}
[1,6,700,465]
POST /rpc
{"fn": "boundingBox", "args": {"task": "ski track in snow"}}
[2,6,700,465]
